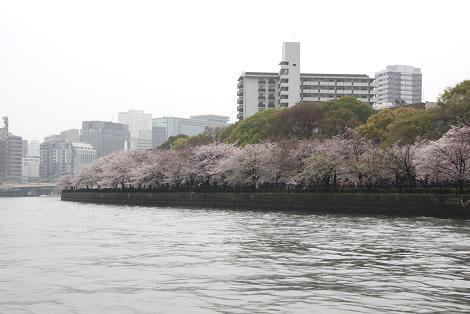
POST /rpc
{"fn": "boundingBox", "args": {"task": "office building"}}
[22,140,29,157]
[40,139,74,181]
[132,130,152,150]
[118,110,152,150]
[152,126,167,148]
[28,140,40,157]
[6,135,23,182]
[80,121,130,158]
[21,156,40,183]
[0,122,7,182]
[60,129,81,142]
[237,42,374,120]
[373,65,422,109]
[40,138,96,181]
[0,118,23,183]
[152,115,229,145]
[20,139,41,183]
[71,142,96,176]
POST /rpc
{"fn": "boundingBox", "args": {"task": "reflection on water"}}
[1,197,470,313]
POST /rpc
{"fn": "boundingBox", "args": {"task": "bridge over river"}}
[0,183,57,197]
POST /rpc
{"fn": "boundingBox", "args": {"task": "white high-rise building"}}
[237,42,374,120]
[373,65,422,109]
[118,110,152,150]
[279,42,301,108]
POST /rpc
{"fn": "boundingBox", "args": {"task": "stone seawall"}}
[61,191,470,218]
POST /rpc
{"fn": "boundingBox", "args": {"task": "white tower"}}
[279,42,301,107]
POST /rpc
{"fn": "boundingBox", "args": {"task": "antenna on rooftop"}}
[2,116,8,133]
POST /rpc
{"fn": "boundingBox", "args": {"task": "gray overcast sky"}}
[1,0,469,141]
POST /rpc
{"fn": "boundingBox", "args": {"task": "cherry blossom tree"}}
[188,143,237,186]
[415,126,470,193]
[160,149,191,187]
[56,175,76,191]
[219,143,275,187]
[383,143,423,185]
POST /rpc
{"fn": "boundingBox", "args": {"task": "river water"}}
[1,197,470,313]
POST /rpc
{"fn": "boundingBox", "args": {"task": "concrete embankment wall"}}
[61,191,470,218]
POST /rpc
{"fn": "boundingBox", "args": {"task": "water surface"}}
[1,197,470,313]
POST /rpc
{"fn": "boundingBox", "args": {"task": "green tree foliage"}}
[357,80,470,145]
[271,102,324,140]
[158,134,189,150]
[161,81,470,150]
[438,80,470,125]
[386,109,441,144]
[322,96,375,124]
[178,97,374,147]
[225,109,279,146]
[356,109,400,143]
[173,133,214,149]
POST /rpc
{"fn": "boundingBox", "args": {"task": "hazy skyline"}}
[1,0,469,141]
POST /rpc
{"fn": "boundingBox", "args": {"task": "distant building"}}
[152,126,167,148]
[71,142,96,176]
[20,139,41,183]
[237,42,374,120]
[133,129,152,150]
[22,140,29,157]
[0,124,7,182]
[40,139,74,181]
[118,110,152,150]
[373,65,422,109]
[5,135,23,183]
[152,115,230,144]
[60,129,81,142]
[21,156,40,183]
[40,138,96,181]
[0,117,22,183]
[80,121,130,158]
[28,140,40,157]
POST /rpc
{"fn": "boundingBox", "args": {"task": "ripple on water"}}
[0,197,470,313]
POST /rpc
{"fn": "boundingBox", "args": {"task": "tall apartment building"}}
[118,110,152,150]
[373,65,422,109]
[80,121,130,158]
[237,42,374,120]
[152,115,230,146]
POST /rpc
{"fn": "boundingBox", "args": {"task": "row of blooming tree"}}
[58,126,470,193]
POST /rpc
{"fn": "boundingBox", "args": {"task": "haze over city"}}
[1,0,469,141]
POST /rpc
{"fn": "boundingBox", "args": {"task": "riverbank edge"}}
[61,191,470,218]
